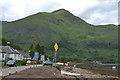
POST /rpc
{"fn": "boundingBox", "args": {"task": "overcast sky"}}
[0,0,119,25]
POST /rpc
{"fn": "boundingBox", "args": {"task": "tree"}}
[60,56,66,63]
[1,37,22,50]
[45,54,48,61]
[29,44,34,50]
[35,43,45,60]
[2,38,12,46]
[35,43,45,54]
[35,43,41,59]
[29,49,36,59]
[35,43,41,54]
[40,46,45,55]
[11,44,22,50]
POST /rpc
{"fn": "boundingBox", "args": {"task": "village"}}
[0,45,51,67]
[0,42,118,79]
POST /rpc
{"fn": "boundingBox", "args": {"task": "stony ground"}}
[72,67,118,78]
[1,66,119,80]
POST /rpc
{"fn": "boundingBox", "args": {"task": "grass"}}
[53,65,61,71]
[0,64,38,69]
[0,65,9,69]
[18,64,38,66]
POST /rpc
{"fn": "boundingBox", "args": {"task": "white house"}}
[0,46,20,60]
[16,50,31,60]
[0,46,31,60]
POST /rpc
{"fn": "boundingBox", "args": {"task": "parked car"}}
[27,60,31,64]
[43,61,52,66]
[6,60,17,66]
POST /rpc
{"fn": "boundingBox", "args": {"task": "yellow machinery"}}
[67,61,72,66]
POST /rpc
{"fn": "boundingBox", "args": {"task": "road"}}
[2,64,42,77]
[3,66,63,79]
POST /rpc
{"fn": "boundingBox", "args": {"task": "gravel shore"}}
[72,67,118,78]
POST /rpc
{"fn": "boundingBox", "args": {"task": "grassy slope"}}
[2,9,118,63]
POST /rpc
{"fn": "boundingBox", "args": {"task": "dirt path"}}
[72,67,118,78]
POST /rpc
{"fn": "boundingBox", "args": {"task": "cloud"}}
[0,0,62,21]
[78,0,118,25]
[0,0,119,25]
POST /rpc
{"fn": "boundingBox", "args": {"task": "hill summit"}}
[2,9,118,63]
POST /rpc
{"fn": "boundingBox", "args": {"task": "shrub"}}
[54,65,61,71]
[7,57,13,61]
[21,60,27,65]
[39,60,42,64]
[30,61,36,65]
[37,60,39,64]
[37,60,42,64]
[15,60,21,65]
[1,60,4,62]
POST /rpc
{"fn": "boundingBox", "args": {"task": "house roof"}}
[17,50,31,58]
[0,46,19,54]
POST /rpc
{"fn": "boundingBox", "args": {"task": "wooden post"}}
[55,51,56,65]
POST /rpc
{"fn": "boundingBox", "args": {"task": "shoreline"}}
[76,66,118,77]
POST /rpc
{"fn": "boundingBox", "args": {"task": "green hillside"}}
[2,9,118,63]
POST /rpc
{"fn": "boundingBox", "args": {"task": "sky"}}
[0,0,119,25]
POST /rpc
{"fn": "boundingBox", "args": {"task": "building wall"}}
[0,53,21,60]
[9,54,22,60]
[22,56,31,60]
[0,53,2,60]
[0,53,30,60]
[0,53,9,60]
[18,54,23,60]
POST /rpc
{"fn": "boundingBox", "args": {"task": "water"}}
[76,64,118,69]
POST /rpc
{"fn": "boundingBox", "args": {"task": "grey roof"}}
[17,50,31,58]
[0,46,19,54]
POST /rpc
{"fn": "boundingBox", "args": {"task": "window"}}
[7,54,9,57]
[20,55,22,60]
[2,54,4,58]
[14,54,16,59]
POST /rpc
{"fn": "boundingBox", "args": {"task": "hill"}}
[2,9,118,63]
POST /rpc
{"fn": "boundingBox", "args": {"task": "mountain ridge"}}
[1,9,117,26]
[2,9,118,63]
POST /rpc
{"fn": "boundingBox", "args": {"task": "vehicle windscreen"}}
[47,61,52,63]
[8,61,14,63]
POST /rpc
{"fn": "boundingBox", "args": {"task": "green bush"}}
[15,60,21,65]
[14,60,27,66]
[30,62,36,65]
[37,60,42,64]
[37,60,39,64]
[29,61,36,65]
[40,61,43,64]
[21,60,27,65]
[54,65,61,71]
[7,57,13,61]
[1,60,4,62]
[29,63,34,65]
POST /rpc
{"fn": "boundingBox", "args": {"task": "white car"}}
[27,60,31,64]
